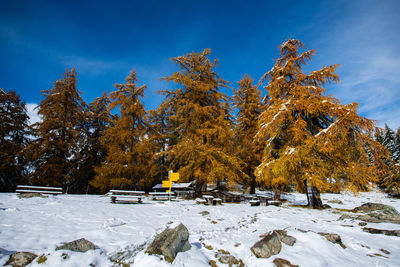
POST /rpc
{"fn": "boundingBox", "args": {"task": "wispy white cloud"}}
[309,1,400,129]
[59,55,131,76]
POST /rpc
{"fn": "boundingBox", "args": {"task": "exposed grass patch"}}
[61,252,69,260]
[202,243,213,250]
[37,254,47,264]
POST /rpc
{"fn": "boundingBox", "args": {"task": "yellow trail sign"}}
[162,180,172,188]
[161,170,180,193]
[170,173,179,182]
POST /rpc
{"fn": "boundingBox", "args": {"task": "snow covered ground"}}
[0,191,399,267]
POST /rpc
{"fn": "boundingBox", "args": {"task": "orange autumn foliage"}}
[256,39,389,194]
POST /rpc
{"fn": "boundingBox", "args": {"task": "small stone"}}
[56,238,96,252]
[380,248,390,255]
[297,229,309,233]
[318,232,346,248]
[273,258,298,267]
[200,211,210,216]
[6,252,37,267]
[358,222,367,226]
[318,232,341,243]
[280,235,296,246]
[251,231,281,258]
[218,255,238,265]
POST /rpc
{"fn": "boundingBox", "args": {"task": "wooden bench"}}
[213,198,222,205]
[267,200,282,206]
[196,198,207,204]
[148,192,176,201]
[256,193,273,205]
[16,185,63,196]
[108,190,145,204]
[250,199,261,206]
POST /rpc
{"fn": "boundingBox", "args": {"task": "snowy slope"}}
[0,191,399,267]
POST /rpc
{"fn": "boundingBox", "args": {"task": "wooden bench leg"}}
[111,196,116,203]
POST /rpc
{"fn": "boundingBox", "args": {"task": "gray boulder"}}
[354,203,400,224]
[146,223,191,263]
[56,238,96,252]
[6,252,37,267]
[275,230,296,246]
[251,231,281,258]
[339,203,400,224]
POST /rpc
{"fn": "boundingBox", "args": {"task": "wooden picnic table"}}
[108,190,145,204]
[148,192,176,201]
[16,185,63,195]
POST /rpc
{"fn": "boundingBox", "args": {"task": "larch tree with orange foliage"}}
[233,75,263,194]
[29,68,86,191]
[256,39,389,208]
[92,71,155,192]
[161,49,246,195]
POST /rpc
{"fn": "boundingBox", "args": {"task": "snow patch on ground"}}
[0,191,399,266]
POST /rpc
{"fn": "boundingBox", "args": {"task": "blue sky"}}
[1,0,399,128]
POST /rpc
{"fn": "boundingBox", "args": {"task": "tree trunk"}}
[273,187,281,201]
[194,181,204,197]
[249,175,256,194]
[304,180,323,209]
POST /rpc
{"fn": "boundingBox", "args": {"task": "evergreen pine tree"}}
[233,74,263,194]
[382,124,399,161]
[0,89,30,191]
[73,93,113,193]
[256,39,389,207]
[375,125,400,195]
[92,71,155,192]
[161,49,246,195]
[28,68,86,191]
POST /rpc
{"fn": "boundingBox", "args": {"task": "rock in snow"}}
[6,252,37,267]
[18,193,48,199]
[260,230,297,247]
[339,202,400,224]
[362,227,400,237]
[55,238,96,252]
[146,223,191,263]
[251,231,282,258]
[275,230,297,246]
[353,203,400,224]
[318,232,346,248]
[273,257,298,267]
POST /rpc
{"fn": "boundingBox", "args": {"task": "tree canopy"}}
[161,49,246,193]
[255,39,389,206]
